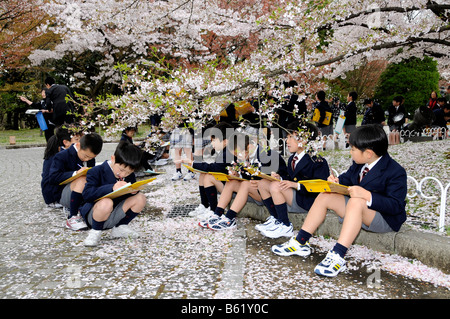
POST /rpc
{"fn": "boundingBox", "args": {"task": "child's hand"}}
[279,180,296,191]
[327,175,339,184]
[77,166,89,174]
[271,172,281,179]
[348,186,371,202]
[113,181,128,191]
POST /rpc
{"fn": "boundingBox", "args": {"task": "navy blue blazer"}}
[193,148,235,174]
[41,155,60,204]
[48,144,96,200]
[80,161,137,220]
[338,153,407,232]
[287,153,329,210]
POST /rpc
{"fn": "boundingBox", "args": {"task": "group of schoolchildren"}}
[40,103,408,278]
[175,117,407,278]
[41,125,148,247]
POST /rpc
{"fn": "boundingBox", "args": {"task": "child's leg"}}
[203,174,224,212]
[269,181,294,226]
[337,197,376,248]
[69,176,87,218]
[174,148,182,171]
[118,193,147,226]
[91,198,114,230]
[215,180,240,215]
[225,181,262,219]
[198,174,209,208]
[297,192,346,244]
[257,180,278,219]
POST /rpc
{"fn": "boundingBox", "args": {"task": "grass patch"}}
[0,124,153,146]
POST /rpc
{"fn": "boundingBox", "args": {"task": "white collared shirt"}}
[292,150,306,170]
[361,156,382,207]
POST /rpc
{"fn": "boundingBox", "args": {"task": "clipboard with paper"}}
[209,172,247,182]
[95,177,156,201]
[59,168,91,185]
[298,179,349,195]
[244,167,280,182]
[183,164,208,174]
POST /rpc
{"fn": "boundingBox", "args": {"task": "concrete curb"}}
[239,203,450,274]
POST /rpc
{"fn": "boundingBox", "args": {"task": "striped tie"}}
[359,166,370,183]
[292,156,298,171]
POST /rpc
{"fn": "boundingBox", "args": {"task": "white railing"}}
[408,176,450,233]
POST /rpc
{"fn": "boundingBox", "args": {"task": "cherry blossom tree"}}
[27,0,450,136]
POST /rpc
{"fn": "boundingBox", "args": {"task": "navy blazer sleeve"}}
[192,149,233,173]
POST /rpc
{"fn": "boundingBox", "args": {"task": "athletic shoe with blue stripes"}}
[314,250,347,277]
[271,236,311,257]
[208,215,236,231]
[198,214,221,228]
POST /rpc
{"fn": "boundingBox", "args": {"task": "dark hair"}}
[80,132,103,155]
[44,77,55,86]
[114,140,143,170]
[316,90,326,101]
[209,122,234,141]
[437,97,446,103]
[393,96,403,103]
[55,126,71,147]
[364,98,373,105]
[348,124,388,156]
[286,120,319,142]
[43,135,60,160]
[349,91,358,101]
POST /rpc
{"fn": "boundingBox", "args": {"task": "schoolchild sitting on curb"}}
[271,124,407,277]
[257,120,329,238]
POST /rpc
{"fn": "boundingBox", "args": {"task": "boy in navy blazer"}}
[81,141,147,246]
[49,133,103,230]
[271,124,407,277]
[203,131,288,231]
[257,120,329,238]
[179,122,236,217]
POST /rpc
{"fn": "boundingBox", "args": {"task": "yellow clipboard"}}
[183,164,207,174]
[298,179,349,195]
[244,167,280,182]
[59,168,91,185]
[209,172,247,182]
[95,177,156,201]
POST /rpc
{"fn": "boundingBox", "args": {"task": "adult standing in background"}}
[19,88,55,142]
[45,77,75,126]
[343,91,358,135]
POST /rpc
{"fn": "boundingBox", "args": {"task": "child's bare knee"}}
[269,181,281,193]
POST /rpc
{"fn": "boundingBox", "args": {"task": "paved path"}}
[0,144,448,303]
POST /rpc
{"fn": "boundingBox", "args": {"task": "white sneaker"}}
[188,204,207,217]
[84,229,102,246]
[255,216,276,232]
[272,237,311,257]
[314,250,347,277]
[183,171,195,181]
[197,207,215,219]
[66,215,88,231]
[110,224,139,238]
[47,202,63,209]
[260,221,294,238]
[171,171,183,181]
